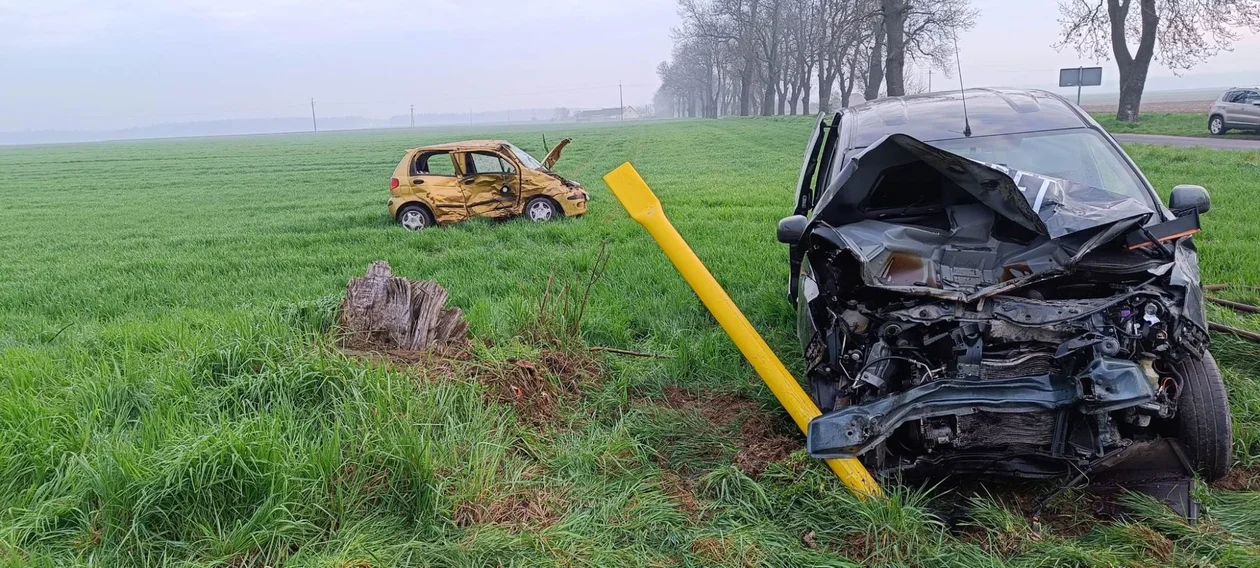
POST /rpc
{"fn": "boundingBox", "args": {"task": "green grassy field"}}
[3,118,1260,566]
[1092,112,1260,140]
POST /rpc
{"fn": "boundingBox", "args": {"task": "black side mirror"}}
[1169,184,1210,214]
[777,215,808,244]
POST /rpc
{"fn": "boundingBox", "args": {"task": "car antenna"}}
[954,33,972,137]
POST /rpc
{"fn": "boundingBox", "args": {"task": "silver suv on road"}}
[1209,87,1260,135]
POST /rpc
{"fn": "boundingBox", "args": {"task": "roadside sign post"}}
[1059,66,1103,105]
[603,162,883,499]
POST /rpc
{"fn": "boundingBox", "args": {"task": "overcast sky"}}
[2,0,1257,132]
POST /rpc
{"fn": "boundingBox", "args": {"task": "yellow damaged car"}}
[387,138,589,230]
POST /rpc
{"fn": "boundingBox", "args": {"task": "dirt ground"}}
[656,385,799,477]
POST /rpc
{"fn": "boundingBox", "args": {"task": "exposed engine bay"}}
[793,134,1209,480]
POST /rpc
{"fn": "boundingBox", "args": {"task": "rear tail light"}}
[390,177,400,189]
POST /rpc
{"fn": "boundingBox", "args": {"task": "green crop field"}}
[1091,112,1260,140]
[3,117,1260,566]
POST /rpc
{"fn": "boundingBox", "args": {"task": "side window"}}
[414,152,456,176]
[1222,90,1239,102]
[1242,91,1260,103]
[1227,90,1255,103]
[467,152,516,175]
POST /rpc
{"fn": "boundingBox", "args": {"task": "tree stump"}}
[339,261,468,350]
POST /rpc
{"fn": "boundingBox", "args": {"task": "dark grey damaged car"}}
[779,88,1232,491]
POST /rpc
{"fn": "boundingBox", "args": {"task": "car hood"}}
[812,133,1156,240]
[804,134,1191,304]
[541,138,571,170]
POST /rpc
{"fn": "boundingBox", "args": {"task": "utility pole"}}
[619,81,624,121]
[310,98,317,132]
[927,69,932,93]
[410,104,415,128]
[468,107,472,127]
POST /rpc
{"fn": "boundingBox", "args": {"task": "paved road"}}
[1113,133,1260,150]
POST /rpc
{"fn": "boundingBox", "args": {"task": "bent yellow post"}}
[603,162,882,498]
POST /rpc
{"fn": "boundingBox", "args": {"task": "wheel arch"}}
[526,195,564,219]
[395,200,435,221]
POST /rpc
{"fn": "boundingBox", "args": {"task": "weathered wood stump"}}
[339,261,468,350]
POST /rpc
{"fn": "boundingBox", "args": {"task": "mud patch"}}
[343,345,601,425]
[466,349,601,424]
[656,386,799,478]
[453,484,569,530]
[660,471,704,522]
[1211,465,1260,491]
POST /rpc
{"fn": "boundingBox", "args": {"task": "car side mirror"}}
[1169,184,1210,214]
[777,215,808,244]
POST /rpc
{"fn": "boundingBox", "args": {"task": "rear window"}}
[414,152,456,176]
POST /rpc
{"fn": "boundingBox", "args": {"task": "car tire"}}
[524,197,561,222]
[1209,115,1226,136]
[1174,351,1233,481]
[397,204,435,231]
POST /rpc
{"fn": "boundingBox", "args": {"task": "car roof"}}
[410,139,510,152]
[843,88,1092,149]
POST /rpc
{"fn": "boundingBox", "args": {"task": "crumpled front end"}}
[796,134,1207,478]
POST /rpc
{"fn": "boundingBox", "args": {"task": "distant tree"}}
[1058,0,1260,122]
[813,0,871,111]
[664,0,950,115]
[552,107,571,121]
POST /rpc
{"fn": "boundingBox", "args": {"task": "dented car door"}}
[457,150,522,218]
[411,150,469,223]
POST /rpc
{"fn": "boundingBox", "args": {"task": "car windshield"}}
[507,143,545,170]
[924,129,1154,207]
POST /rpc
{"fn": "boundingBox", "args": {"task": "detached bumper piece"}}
[807,358,1155,459]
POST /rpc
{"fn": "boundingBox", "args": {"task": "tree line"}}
[658,0,1260,122]
[655,0,976,118]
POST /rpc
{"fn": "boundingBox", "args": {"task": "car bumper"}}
[806,357,1156,458]
[559,189,588,217]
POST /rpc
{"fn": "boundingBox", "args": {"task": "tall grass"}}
[1,118,1259,565]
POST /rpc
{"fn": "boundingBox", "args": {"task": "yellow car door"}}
[410,150,468,222]
[457,151,521,218]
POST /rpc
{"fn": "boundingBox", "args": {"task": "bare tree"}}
[813,0,869,111]
[863,13,886,101]
[1058,0,1260,122]
[785,0,817,114]
[679,0,766,115]
[881,0,977,97]
[752,0,786,114]
[664,0,899,116]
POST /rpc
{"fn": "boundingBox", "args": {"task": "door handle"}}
[412,179,424,185]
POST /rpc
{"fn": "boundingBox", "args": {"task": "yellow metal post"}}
[603,163,882,498]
